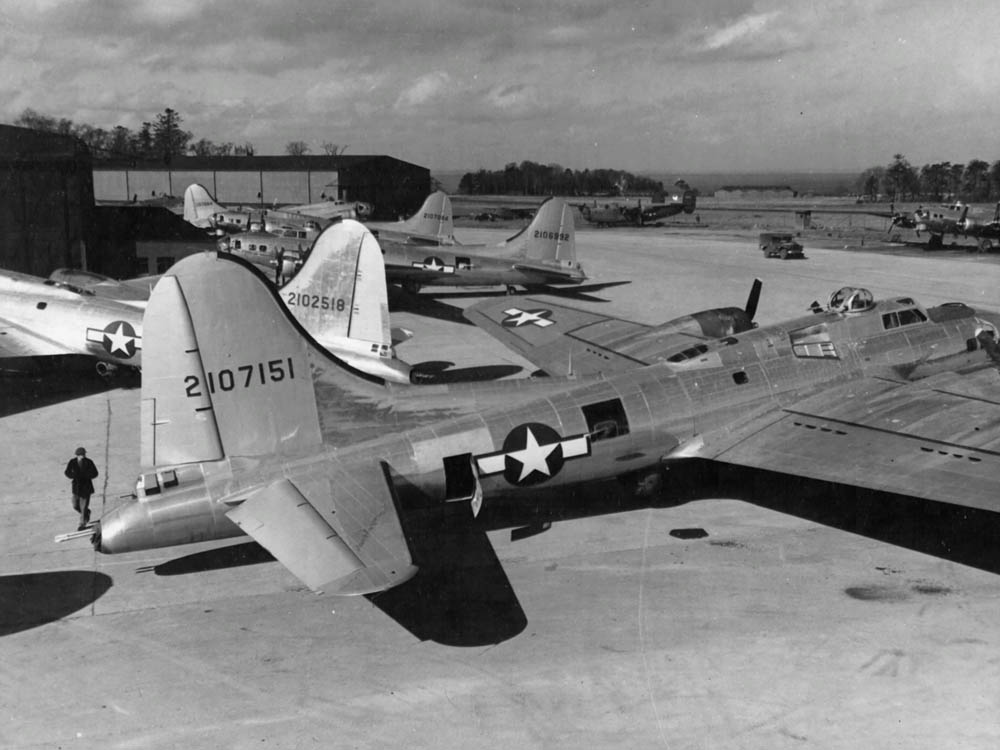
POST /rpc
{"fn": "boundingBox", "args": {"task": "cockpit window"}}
[790,322,838,359]
[882,308,927,330]
[667,343,710,363]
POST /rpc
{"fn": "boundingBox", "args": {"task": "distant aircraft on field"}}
[887,201,1000,251]
[182,183,371,235]
[578,185,696,227]
[381,196,587,294]
[368,190,456,246]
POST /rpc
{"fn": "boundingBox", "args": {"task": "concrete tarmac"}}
[3,227,1000,749]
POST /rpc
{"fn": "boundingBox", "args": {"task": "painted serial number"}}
[184,357,295,398]
[534,230,569,241]
[285,291,346,311]
[423,212,447,221]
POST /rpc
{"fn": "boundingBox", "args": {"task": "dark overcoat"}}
[65,457,99,497]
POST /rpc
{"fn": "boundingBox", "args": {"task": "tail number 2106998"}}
[184,357,295,398]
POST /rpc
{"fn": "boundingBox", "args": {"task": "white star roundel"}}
[86,320,141,359]
[475,422,590,486]
[501,308,554,328]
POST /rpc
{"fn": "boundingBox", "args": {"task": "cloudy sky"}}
[2,0,998,173]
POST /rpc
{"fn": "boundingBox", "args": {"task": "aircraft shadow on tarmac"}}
[716,465,1000,577]
[410,361,524,384]
[0,571,113,636]
[0,356,139,419]
[124,459,1000,644]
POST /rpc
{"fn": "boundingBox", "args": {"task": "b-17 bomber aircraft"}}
[2,220,410,382]
[216,227,313,284]
[278,220,413,383]
[368,190,456,246]
[0,270,145,375]
[183,183,370,236]
[382,196,586,294]
[84,252,1000,609]
[464,279,761,376]
[887,201,1000,251]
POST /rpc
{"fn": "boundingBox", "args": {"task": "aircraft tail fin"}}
[393,191,454,243]
[281,221,411,383]
[504,197,576,262]
[183,183,225,226]
[142,252,324,464]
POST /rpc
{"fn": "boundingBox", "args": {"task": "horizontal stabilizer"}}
[505,197,577,262]
[228,478,365,592]
[227,463,417,594]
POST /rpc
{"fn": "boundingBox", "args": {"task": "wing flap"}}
[713,373,1000,512]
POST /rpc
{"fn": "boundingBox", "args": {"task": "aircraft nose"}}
[93,501,152,554]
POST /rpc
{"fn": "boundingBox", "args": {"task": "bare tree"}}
[322,142,348,155]
[285,140,310,156]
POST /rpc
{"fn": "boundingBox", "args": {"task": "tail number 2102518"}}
[184,357,295,398]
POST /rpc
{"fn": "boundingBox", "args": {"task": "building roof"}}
[94,154,427,172]
[0,123,90,161]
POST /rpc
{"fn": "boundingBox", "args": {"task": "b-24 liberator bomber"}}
[85,251,1000,608]
[579,187,696,227]
[381,196,586,294]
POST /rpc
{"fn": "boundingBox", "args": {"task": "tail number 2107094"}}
[184,357,295,398]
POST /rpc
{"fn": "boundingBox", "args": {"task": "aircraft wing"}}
[0,316,76,358]
[464,296,652,375]
[464,296,708,376]
[227,460,417,595]
[705,370,1000,512]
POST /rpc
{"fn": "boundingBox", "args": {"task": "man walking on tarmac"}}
[65,447,99,531]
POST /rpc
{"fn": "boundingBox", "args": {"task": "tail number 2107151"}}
[184,357,295,398]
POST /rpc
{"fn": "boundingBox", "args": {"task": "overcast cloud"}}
[1,0,998,172]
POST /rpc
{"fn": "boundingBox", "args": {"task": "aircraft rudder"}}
[153,252,327,459]
[183,183,224,224]
[506,197,576,262]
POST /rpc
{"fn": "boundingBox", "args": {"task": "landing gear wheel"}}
[505,285,518,295]
[402,281,421,295]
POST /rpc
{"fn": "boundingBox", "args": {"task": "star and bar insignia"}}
[411,256,455,274]
[475,422,590,486]
[501,307,555,328]
[86,320,141,359]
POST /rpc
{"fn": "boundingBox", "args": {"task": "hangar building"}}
[0,124,94,276]
[93,155,430,221]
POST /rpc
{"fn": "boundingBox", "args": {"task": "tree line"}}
[458,161,670,197]
[856,154,1000,203]
[12,107,345,160]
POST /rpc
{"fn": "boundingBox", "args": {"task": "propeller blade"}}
[744,278,762,320]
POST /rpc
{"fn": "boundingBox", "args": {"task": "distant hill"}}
[432,170,860,197]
